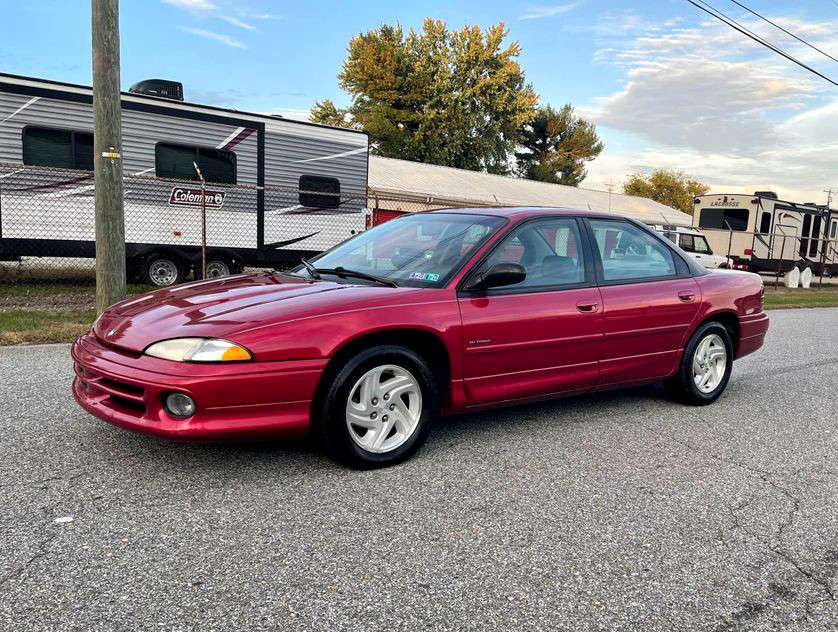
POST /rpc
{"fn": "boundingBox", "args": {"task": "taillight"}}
[744,249,753,255]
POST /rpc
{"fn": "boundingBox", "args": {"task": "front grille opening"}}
[107,394,146,416]
[99,377,144,398]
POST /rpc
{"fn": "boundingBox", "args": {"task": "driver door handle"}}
[678,291,696,302]
[576,301,599,313]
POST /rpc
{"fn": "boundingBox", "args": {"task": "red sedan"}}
[72,208,769,467]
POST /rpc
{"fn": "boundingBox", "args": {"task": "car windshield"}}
[291,212,506,288]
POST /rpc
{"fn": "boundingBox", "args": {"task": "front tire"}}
[667,322,733,405]
[142,254,186,287]
[317,345,438,468]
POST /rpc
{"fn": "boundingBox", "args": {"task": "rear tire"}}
[667,322,733,405]
[196,257,237,280]
[317,345,438,468]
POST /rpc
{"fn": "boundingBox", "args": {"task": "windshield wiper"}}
[300,258,321,280]
[317,266,398,288]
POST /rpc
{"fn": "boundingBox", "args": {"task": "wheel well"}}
[310,329,452,426]
[131,248,189,268]
[698,312,740,348]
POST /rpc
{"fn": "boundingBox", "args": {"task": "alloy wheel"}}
[345,364,422,454]
[692,333,727,394]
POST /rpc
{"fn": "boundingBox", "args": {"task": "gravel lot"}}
[1,308,837,631]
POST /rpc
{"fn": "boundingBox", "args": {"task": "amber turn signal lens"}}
[221,345,252,362]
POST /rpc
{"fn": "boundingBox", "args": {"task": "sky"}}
[3,0,838,203]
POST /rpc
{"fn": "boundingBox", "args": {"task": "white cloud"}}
[181,27,246,49]
[218,15,256,31]
[583,10,838,202]
[519,3,578,21]
[162,0,215,11]
[268,109,312,122]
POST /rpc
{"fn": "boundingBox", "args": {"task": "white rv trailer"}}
[693,192,838,276]
[0,74,369,285]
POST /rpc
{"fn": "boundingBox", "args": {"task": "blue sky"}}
[3,0,838,200]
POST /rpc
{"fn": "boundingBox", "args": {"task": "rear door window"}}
[589,220,676,282]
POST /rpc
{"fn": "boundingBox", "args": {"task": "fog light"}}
[164,392,196,418]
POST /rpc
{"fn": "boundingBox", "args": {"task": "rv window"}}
[698,208,749,231]
[759,212,771,234]
[831,221,838,239]
[155,143,236,184]
[22,127,94,171]
[299,175,340,209]
[810,216,822,257]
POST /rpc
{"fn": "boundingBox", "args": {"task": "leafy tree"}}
[623,169,710,215]
[515,105,603,186]
[310,19,538,174]
[310,100,359,129]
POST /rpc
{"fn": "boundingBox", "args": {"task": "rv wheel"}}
[142,254,185,287]
[196,257,238,280]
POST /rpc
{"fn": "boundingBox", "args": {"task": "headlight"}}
[144,338,252,362]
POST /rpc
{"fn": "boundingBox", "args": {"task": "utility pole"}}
[92,0,125,314]
[824,188,836,209]
[605,179,615,212]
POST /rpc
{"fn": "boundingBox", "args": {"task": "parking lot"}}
[1,307,836,631]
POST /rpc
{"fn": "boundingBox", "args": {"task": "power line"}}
[684,0,838,88]
[728,0,838,64]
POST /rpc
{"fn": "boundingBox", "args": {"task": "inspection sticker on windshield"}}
[410,272,440,282]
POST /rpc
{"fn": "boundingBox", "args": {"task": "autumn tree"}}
[310,20,538,174]
[623,169,710,215]
[515,105,603,186]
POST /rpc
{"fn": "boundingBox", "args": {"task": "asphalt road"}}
[1,308,837,631]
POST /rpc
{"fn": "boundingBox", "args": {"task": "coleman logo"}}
[168,187,226,209]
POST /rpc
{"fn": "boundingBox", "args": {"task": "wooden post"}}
[92,0,125,314]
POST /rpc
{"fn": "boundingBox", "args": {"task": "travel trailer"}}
[693,192,838,276]
[0,73,369,285]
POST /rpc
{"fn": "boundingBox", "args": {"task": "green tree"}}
[623,169,710,215]
[310,99,359,129]
[515,105,603,186]
[311,19,538,174]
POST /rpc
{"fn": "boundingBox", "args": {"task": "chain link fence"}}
[0,162,371,287]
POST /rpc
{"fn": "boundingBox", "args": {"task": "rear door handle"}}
[576,301,599,313]
[678,292,695,302]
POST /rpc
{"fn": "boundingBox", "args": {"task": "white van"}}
[652,225,730,270]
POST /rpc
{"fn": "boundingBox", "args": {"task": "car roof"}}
[427,206,630,222]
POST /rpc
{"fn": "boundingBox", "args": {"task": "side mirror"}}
[468,263,526,291]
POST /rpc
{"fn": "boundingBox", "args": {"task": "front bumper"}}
[71,332,327,441]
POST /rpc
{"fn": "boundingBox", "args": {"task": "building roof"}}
[368,155,693,226]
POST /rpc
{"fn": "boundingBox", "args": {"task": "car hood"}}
[93,273,413,353]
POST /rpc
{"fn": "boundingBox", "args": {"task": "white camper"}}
[693,192,838,276]
[0,74,370,285]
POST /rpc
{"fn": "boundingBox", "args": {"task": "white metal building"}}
[368,155,692,226]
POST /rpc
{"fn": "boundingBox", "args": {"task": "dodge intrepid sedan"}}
[72,208,769,467]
